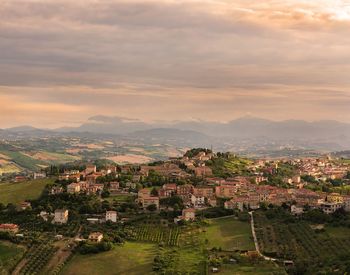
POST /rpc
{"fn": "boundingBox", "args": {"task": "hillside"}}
[0,178,54,204]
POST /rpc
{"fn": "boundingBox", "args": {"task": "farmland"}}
[62,242,157,275]
[204,216,255,251]
[16,242,57,275]
[0,241,26,273]
[0,161,21,175]
[253,210,350,273]
[0,179,54,204]
[126,225,181,246]
[0,150,45,171]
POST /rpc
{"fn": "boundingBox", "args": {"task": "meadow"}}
[62,242,157,275]
[0,178,53,205]
[204,216,255,251]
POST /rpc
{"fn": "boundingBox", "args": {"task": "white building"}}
[106,210,118,223]
[54,209,69,224]
[320,202,343,214]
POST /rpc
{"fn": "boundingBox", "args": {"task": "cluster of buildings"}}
[297,157,349,181]
[50,209,118,224]
[58,164,117,195]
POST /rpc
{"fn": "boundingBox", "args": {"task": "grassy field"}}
[324,225,350,239]
[204,216,255,251]
[62,242,157,275]
[0,178,53,204]
[0,241,26,272]
[106,194,135,203]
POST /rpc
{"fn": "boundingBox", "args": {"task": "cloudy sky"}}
[1,0,350,128]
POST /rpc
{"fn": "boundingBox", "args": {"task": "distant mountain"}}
[6,125,41,132]
[57,116,152,135]
[127,128,213,147]
[1,116,350,151]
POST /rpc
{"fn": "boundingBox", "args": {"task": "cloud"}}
[0,0,349,127]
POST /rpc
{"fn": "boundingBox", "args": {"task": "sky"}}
[0,0,350,128]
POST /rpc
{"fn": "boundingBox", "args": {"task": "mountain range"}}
[2,116,350,151]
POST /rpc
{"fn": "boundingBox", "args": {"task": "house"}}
[215,185,237,198]
[194,166,213,177]
[291,205,304,216]
[224,196,246,211]
[159,188,174,199]
[85,164,97,175]
[182,208,196,221]
[33,172,46,179]
[320,202,343,214]
[67,183,81,194]
[54,209,69,224]
[206,177,226,185]
[193,186,214,198]
[106,210,118,222]
[109,182,120,190]
[191,194,205,208]
[344,197,350,212]
[0,224,19,233]
[326,193,343,203]
[86,183,104,194]
[207,196,217,207]
[15,176,27,182]
[106,165,117,174]
[39,211,50,221]
[159,184,177,199]
[18,201,31,210]
[176,184,193,198]
[88,232,103,243]
[86,174,99,184]
[69,174,81,182]
[138,188,151,203]
[163,183,177,191]
[142,196,159,210]
[50,186,63,195]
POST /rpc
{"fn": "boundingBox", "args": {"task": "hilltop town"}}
[0,148,350,274]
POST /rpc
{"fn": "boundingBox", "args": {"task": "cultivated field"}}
[27,151,80,164]
[107,154,153,164]
[62,242,157,275]
[253,211,350,268]
[0,178,53,204]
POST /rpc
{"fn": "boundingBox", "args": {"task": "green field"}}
[0,179,53,205]
[0,241,26,272]
[106,194,135,203]
[62,242,156,275]
[324,225,350,239]
[0,150,45,171]
[204,216,255,251]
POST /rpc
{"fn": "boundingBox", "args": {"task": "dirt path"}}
[11,258,28,275]
[249,211,278,262]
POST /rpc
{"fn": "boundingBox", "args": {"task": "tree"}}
[146,204,157,212]
[101,190,110,198]
[151,187,159,196]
